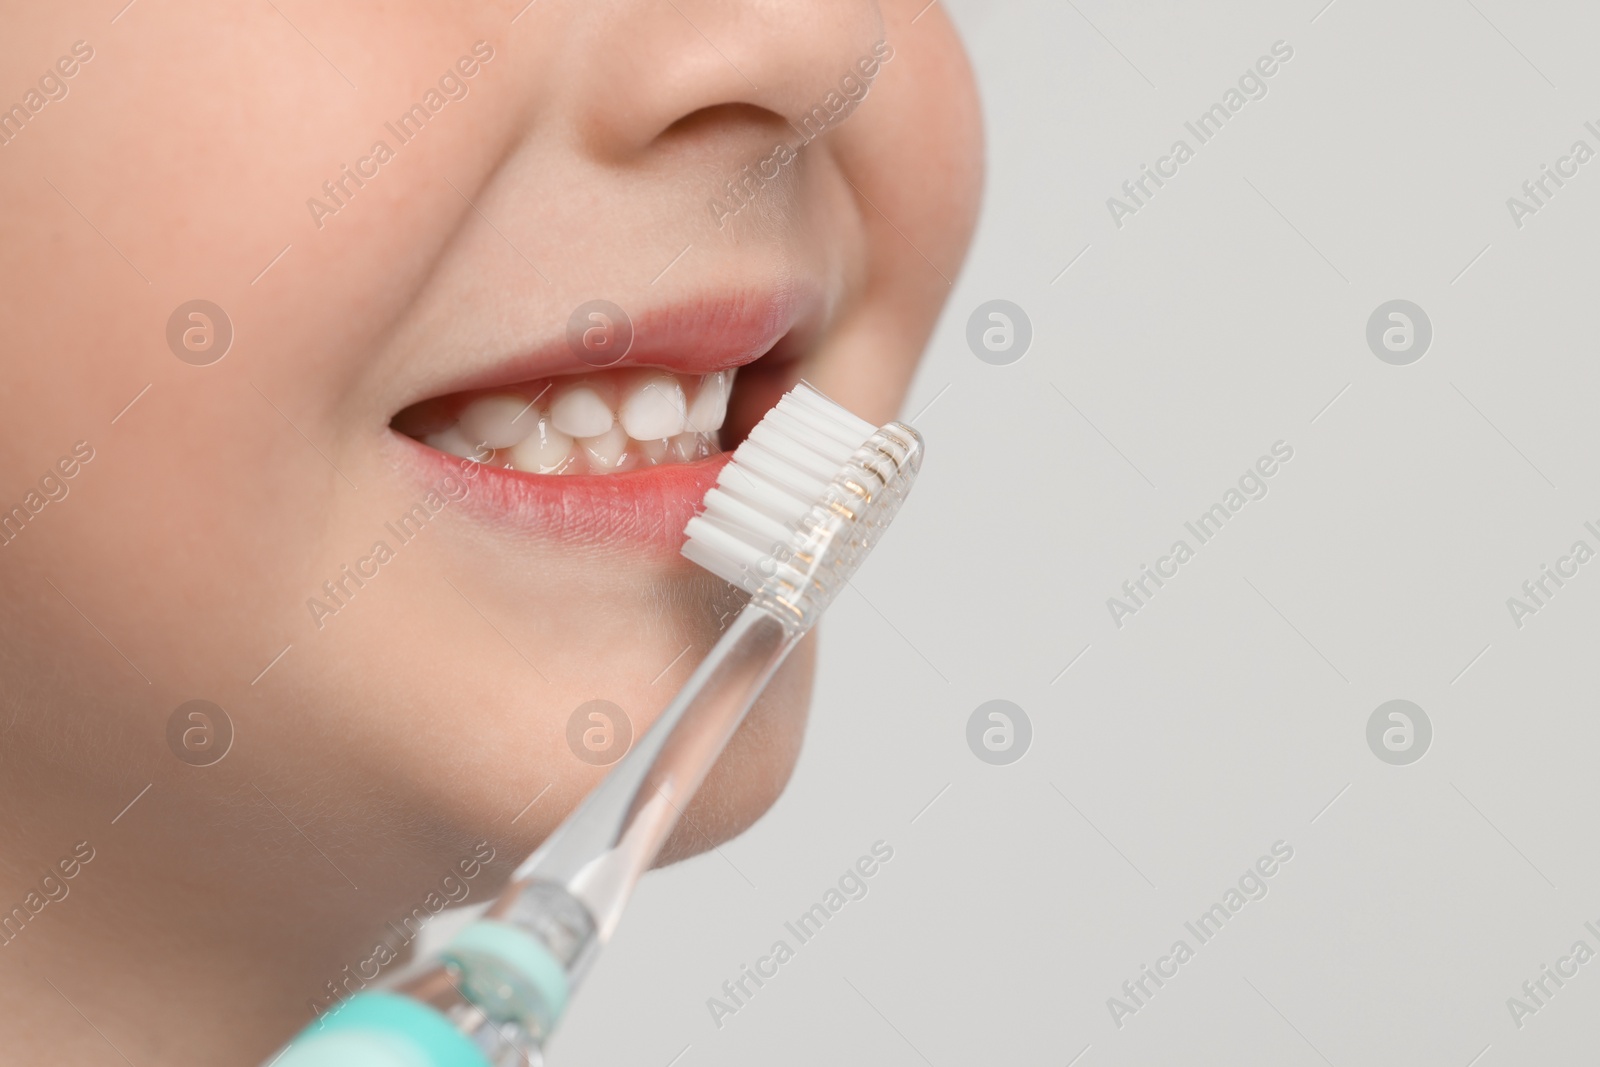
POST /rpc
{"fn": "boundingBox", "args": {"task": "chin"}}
[297,582,818,882]
[655,635,817,866]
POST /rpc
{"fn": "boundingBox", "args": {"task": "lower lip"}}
[391,432,729,556]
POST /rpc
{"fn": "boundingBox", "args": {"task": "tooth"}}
[423,373,731,473]
[458,394,538,450]
[507,414,574,473]
[687,370,732,433]
[635,437,669,466]
[669,431,710,463]
[550,381,615,438]
[619,374,688,440]
[425,427,491,462]
[577,424,631,472]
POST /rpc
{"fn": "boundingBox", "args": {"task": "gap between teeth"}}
[425,369,733,475]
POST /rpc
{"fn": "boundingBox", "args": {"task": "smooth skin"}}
[0,1,980,1061]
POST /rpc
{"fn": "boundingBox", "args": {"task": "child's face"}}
[1,0,979,884]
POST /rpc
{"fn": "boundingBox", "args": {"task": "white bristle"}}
[781,385,876,437]
[774,392,861,439]
[764,407,861,462]
[683,383,878,591]
[713,463,810,524]
[731,442,829,503]
[683,522,767,582]
[746,424,842,481]
[699,488,793,547]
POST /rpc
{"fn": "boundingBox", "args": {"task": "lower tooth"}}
[669,431,709,462]
[426,427,491,461]
[578,425,630,472]
[636,438,669,466]
[508,416,575,474]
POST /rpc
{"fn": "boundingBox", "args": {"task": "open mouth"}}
[393,368,736,475]
[385,290,820,549]
[391,291,818,475]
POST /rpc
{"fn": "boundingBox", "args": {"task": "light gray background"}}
[549,1,1600,1064]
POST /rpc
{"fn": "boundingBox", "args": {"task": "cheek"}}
[802,4,982,426]
[848,4,984,258]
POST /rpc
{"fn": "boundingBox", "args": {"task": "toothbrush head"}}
[682,381,923,631]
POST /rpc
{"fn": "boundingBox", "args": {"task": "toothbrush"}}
[268,382,924,1066]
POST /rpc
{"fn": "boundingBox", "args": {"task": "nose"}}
[556,0,887,155]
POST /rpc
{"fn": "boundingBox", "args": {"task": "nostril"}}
[660,102,788,145]
[569,0,886,166]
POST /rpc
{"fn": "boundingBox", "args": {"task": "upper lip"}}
[401,284,824,407]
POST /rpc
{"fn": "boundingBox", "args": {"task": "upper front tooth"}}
[550,382,615,438]
[458,394,538,450]
[620,375,688,440]
[687,370,732,433]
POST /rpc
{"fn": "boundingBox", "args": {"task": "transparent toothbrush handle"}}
[440,602,800,1027]
[263,602,802,1066]
[516,601,798,932]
